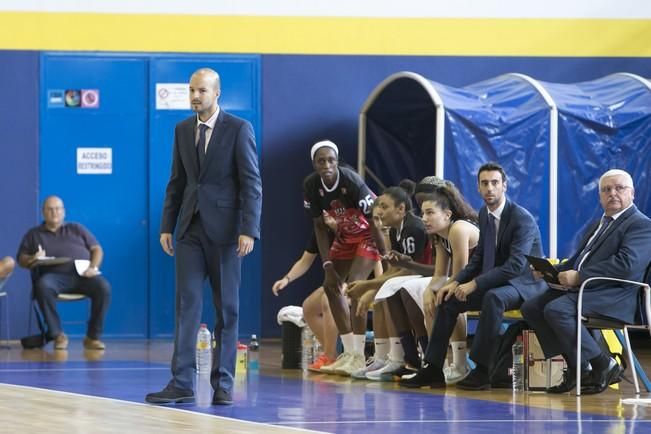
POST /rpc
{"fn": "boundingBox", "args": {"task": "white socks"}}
[341,333,366,356]
[353,334,366,355]
[388,337,405,362]
[374,338,389,361]
[341,333,355,354]
[451,341,467,366]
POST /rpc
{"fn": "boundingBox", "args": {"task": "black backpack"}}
[489,320,529,388]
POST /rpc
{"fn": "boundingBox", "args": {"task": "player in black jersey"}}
[303,140,385,375]
[347,181,432,380]
[396,179,480,385]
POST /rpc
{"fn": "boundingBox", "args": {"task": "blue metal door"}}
[40,54,149,338]
[148,55,262,339]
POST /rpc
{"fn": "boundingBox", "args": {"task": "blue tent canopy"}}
[360,72,651,258]
[359,72,556,255]
[540,73,651,255]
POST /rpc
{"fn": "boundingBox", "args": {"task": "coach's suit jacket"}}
[160,110,262,244]
[159,109,262,392]
[557,205,651,323]
[455,199,547,299]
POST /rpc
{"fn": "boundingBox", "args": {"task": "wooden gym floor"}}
[1,337,651,433]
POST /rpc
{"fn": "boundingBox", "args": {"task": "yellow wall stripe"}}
[1,12,650,56]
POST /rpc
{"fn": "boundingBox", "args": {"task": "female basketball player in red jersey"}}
[303,140,385,375]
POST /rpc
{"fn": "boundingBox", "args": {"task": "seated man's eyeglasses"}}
[600,185,631,194]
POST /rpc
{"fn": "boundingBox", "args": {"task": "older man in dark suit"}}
[146,68,262,406]
[521,169,651,394]
[401,162,546,390]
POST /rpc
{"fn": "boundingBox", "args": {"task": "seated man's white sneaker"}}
[320,352,352,374]
[335,352,366,376]
[366,358,404,381]
[351,357,386,380]
[444,362,471,384]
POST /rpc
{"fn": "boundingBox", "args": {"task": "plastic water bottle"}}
[248,334,260,372]
[301,326,315,371]
[196,323,212,374]
[236,342,248,374]
[512,335,525,392]
[312,333,322,359]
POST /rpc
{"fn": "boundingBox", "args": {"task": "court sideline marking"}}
[0,383,327,433]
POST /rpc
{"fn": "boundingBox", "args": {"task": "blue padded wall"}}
[0,51,40,339]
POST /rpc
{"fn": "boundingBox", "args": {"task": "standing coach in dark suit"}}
[401,162,546,390]
[521,169,651,394]
[146,68,262,406]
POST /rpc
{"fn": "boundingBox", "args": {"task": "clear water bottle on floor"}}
[248,334,260,372]
[512,335,525,392]
[196,323,212,374]
[301,326,315,371]
[312,333,322,359]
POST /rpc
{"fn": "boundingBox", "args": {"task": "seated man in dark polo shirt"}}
[17,196,111,350]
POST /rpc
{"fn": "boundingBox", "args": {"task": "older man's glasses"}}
[600,185,632,194]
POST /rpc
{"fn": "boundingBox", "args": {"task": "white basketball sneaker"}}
[351,357,387,380]
[444,362,471,384]
[366,358,404,381]
[335,352,366,376]
[319,352,353,374]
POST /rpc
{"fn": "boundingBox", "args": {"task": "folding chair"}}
[27,265,90,344]
[576,264,651,396]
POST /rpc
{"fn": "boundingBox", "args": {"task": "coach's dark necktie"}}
[196,124,209,169]
[574,215,613,269]
[482,214,497,272]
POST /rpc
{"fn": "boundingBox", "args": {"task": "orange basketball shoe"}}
[308,354,335,372]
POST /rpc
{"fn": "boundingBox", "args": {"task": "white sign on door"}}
[77,147,112,174]
[156,83,190,110]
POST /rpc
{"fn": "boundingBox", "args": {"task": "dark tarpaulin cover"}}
[540,74,651,256]
[364,73,552,252]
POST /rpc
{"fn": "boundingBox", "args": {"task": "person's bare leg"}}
[385,291,422,367]
[0,257,15,280]
[369,301,390,363]
[346,257,376,334]
[302,288,326,350]
[448,313,469,373]
[381,299,409,367]
[374,303,388,339]
[320,290,338,359]
[401,290,428,338]
[323,260,353,334]
[451,314,467,342]
[386,292,411,334]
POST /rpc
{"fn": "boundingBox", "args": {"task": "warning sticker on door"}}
[81,89,100,108]
[156,83,190,110]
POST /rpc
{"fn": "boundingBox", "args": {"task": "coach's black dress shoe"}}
[456,368,491,391]
[212,388,234,405]
[145,384,195,404]
[581,358,624,395]
[399,363,446,388]
[547,369,591,394]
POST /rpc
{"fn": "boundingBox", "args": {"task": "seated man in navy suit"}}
[521,169,651,394]
[401,162,546,390]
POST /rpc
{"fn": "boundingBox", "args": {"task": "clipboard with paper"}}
[525,255,571,291]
